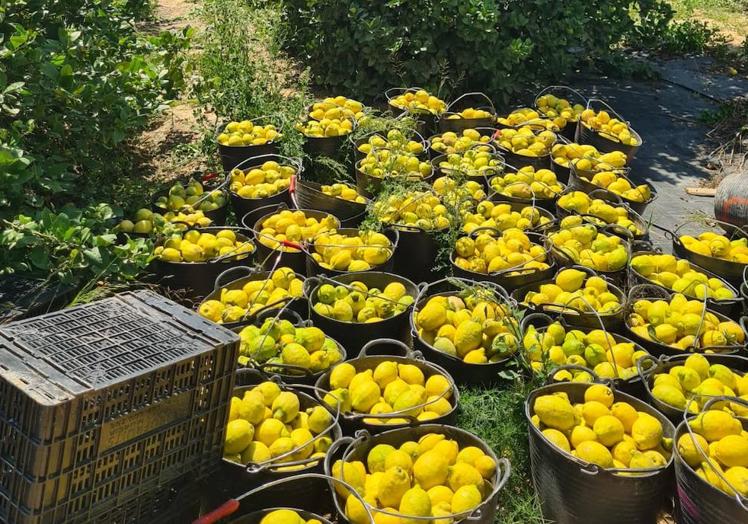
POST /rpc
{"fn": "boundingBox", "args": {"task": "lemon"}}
[345,493,373,524]
[412,449,449,489]
[384,450,413,473]
[384,379,410,405]
[652,384,687,410]
[260,509,305,524]
[307,405,332,434]
[418,433,445,454]
[542,428,571,452]
[556,268,586,292]
[373,508,402,524]
[425,374,451,399]
[238,391,266,424]
[254,381,281,406]
[685,353,710,380]
[690,410,742,441]
[610,402,639,433]
[724,466,748,496]
[332,459,366,498]
[324,388,352,412]
[398,364,425,385]
[575,440,614,468]
[631,413,663,450]
[378,465,411,507]
[290,428,314,459]
[417,302,447,331]
[373,361,399,389]
[454,321,483,357]
[427,485,454,507]
[425,395,452,416]
[677,433,709,467]
[593,415,624,447]
[570,425,598,449]
[431,439,459,465]
[224,419,253,454]
[368,444,396,473]
[584,384,614,408]
[272,391,300,423]
[400,441,420,460]
[448,462,483,491]
[534,394,576,430]
[709,364,737,390]
[714,435,748,467]
[393,387,427,416]
[451,484,482,513]
[256,418,286,446]
[612,439,637,466]
[399,486,431,524]
[456,446,484,466]
[351,380,381,412]
[474,454,496,479]
[582,401,610,426]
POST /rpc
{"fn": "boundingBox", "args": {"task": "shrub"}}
[280,0,672,103]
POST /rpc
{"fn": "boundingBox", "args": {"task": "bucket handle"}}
[534,85,588,109]
[213,265,255,291]
[416,277,512,305]
[359,338,411,358]
[230,153,303,177]
[684,395,748,510]
[542,364,607,386]
[385,86,426,102]
[519,311,555,333]
[634,354,663,386]
[193,472,372,524]
[445,92,496,115]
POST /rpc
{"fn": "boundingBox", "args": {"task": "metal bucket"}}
[533,85,589,141]
[355,158,434,199]
[487,162,562,213]
[151,171,229,226]
[302,134,348,158]
[314,338,460,435]
[527,382,675,524]
[410,278,517,385]
[492,124,556,171]
[438,92,497,133]
[227,154,301,221]
[430,149,503,192]
[217,116,282,173]
[385,87,442,137]
[511,265,626,331]
[305,228,399,278]
[305,271,419,357]
[198,266,308,329]
[427,127,497,159]
[568,164,656,216]
[242,204,341,274]
[324,424,511,524]
[292,177,368,227]
[467,197,557,235]
[450,228,556,293]
[575,98,642,161]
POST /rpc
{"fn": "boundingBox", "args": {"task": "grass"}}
[457,378,548,524]
[669,0,748,42]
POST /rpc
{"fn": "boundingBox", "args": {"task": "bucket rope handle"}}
[242,383,341,473]
[683,395,748,510]
[193,473,372,524]
[445,92,496,114]
[334,431,511,522]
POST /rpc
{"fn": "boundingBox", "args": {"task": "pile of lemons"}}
[309,96,365,121]
[154,179,227,213]
[257,510,321,524]
[462,201,551,234]
[322,361,453,424]
[372,191,451,231]
[390,89,446,115]
[580,170,652,204]
[236,318,343,372]
[224,381,333,470]
[678,409,748,496]
[549,217,629,272]
[296,118,353,138]
[628,293,745,350]
[230,161,295,200]
[453,228,549,276]
[489,166,564,200]
[415,290,518,364]
[495,125,557,157]
[553,146,627,172]
[446,107,493,120]
[218,120,280,147]
[155,229,254,263]
[118,208,212,235]
[650,353,748,414]
[631,253,735,300]
[437,150,502,179]
[680,232,748,265]
[359,149,432,181]
[497,108,560,131]
[333,432,496,524]
[198,267,303,324]
[536,94,586,123]
[557,191,643,236]
[580,109,639,146]
[313,280,414,324]
[521,267,622,314]
[320,183,367,203]
[310,230,393,272]
[257,209,338,252]
[433,176,486,205]
[532,384,670,470]
[357,129,424,156]
[430,129,492,155]
[524,321,648,380]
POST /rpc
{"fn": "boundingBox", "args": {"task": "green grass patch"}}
[457,379,547,523]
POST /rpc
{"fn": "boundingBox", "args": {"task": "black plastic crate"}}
[0,290,239,524]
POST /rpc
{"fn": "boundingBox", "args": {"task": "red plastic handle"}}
[192,499,240,524]
[290,175,296,193]
[281,240,302,250]
[492,129,502,140]
[202,172,219,182]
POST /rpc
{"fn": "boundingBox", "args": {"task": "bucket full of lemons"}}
[305,228,398,278]
[386,87,447,137]
[314,337,459,434]
[151,175,229,226]
[576,98,642,160]
[428,128,494,158]
[198,266,306,328]
[324,424,510,524]
[493,124,557,171]
[556,188,649,243]
[638,352,748,426]
[355,148,434,199]
[673,397,748,523]
[569,163,656,216]
[410,278,521,385]
[624,284,747,358]
[306,272,419,358]
[353,128,428,164]
[488,164,565,212]
[216,116,282,173]
[227,155,301,219]
[533,85,588,141]
[526,382,675,524]
[451,227,556,292]
[151,226,256,297]
[513,266,626,331]
[438,92,496,134]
